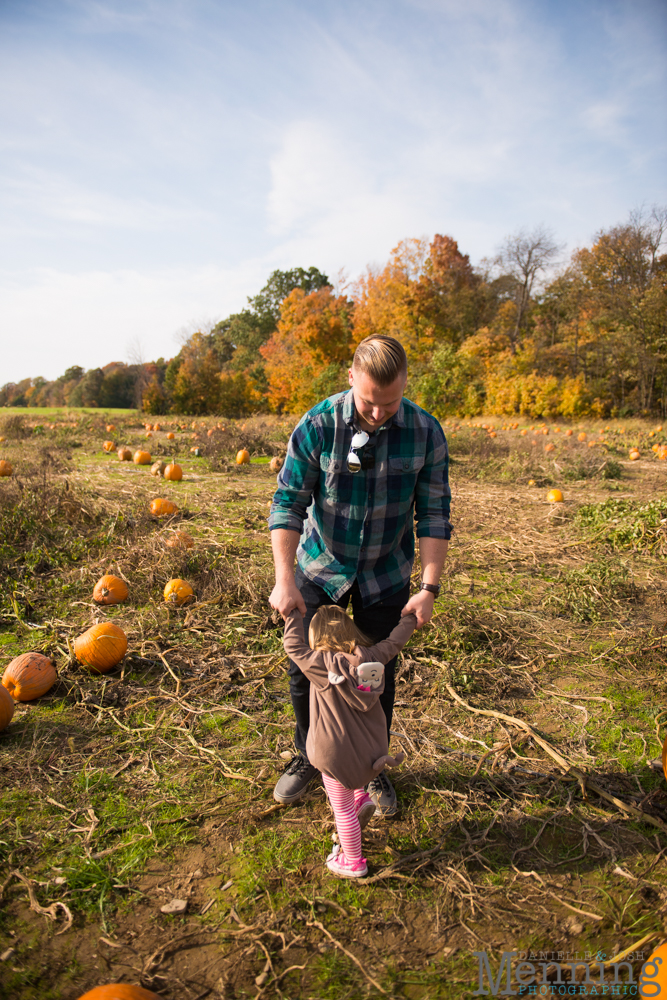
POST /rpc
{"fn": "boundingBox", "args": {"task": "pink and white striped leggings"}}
[321,773,367,861]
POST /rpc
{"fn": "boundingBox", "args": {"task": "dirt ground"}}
[1,415,666,998]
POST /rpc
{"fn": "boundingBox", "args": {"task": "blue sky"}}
[1,0,665,383]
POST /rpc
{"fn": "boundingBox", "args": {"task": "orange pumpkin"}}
[207,428,215,437]
[150,498,179,517]
[166,432,175,440]
[0,684,15,731]
[164,530,194,550]
[547,489,564,503]
[134,450,152,465]
[103,440,115,453]
[151,461,166,478]
[76,987,160,999]
[2,652,56,701]
[153,423,161,431]
[117,447,132,461]
[577,432,587,442]
[105,424,117,433]
[164,579,194,606]
[74,623,128,673]
[544,442,555,453]
[0,460,13,477]
[269,456,283,473]
[93,575,129,606]
[164,463,182,482]
[629,448,640,461]
[236,449,250,465]
[145,432,153,439]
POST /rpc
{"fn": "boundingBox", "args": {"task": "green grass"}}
[1,415,666,998]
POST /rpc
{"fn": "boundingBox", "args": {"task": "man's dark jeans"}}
[288,567,410,757]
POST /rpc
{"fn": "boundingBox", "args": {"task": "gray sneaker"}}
[273,754,319,804]
[367,771,398,817]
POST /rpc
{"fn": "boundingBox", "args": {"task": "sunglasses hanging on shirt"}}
[346,431,369,473]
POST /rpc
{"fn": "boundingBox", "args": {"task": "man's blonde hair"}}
[308,605,373,653]
[352,335,407,387]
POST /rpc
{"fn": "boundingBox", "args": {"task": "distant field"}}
[0,410,666,999]
[1,406,139,417]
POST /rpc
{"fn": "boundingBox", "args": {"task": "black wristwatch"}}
[421,582,441,597]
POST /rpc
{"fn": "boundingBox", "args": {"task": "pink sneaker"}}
[355,793,376,831]
[326,844,368,878]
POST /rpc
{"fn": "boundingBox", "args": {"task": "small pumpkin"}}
[166,432,175,440]
[547,489,564,503]
[103,440,115,453]
[0,460,13,477]
[150,498,179,517]
[236,449,250,465]
[0,684,15,731]
[207,428,215,437]
[577,432,587,442]
[629,448,640,461]
[164,579,194,606]
[528,479,536,486]
[106,424,117,433]
[544,442,555,453]
[164,530,194,550]
[269,456,283,473]
[74,623,128,673]
[76,985,160,999]
[153,423,161,431]
[2,652,57,702]
[145,432,153,439]
[117,447,132,461]
[93,574,128,606]
[134,450,152,465]
[164,463,182,482]
[151,461,166,478]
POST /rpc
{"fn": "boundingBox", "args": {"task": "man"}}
[268,334,451,815]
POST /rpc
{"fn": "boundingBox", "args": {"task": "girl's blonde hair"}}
[308,605,373,653]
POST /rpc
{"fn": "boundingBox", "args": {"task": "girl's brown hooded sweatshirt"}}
[283,610,417,789]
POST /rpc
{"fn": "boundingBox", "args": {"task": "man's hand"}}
[401,589,436,628]
[269,579,306,618]
[269,528,305,618]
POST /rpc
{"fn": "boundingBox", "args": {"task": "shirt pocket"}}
[386,455,426,506]
[320,452,353,505]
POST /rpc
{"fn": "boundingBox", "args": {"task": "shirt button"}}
[403,462,409,470]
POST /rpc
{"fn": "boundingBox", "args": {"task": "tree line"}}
[3,207,665,419]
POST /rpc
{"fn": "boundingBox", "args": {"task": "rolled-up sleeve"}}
[414,421,452,540]
[268,415,322,534]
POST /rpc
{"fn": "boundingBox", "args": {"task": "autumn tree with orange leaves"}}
[260,286,354,412]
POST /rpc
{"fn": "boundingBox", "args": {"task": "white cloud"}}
[0,261,266,382]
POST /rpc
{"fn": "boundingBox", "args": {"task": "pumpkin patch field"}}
[0,409,666,999]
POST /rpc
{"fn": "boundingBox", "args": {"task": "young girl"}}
[283,605,417,878]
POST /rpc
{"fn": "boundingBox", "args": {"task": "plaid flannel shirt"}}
[268,390,451,606]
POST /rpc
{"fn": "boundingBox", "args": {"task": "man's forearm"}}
[419,536,448,586]
[271,528,300,583]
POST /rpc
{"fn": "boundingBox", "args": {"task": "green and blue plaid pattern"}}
[269,390,451,606]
